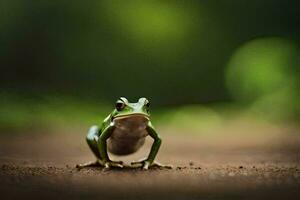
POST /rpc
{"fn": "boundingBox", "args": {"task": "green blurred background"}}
[0,0,299,132]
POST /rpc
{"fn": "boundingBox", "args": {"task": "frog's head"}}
[111,97,150,120]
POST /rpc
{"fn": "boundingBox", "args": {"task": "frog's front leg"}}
[131,122,172,170]
[98,123,123,169]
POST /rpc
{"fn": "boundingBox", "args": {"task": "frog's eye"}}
[145,100,150,112]
[115,101,125,111]
[145,101,150,108]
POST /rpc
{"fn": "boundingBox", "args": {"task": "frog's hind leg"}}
[76,126,103,169]
[86,125,102,159]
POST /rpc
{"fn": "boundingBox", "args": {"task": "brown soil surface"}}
[1,124,300,199]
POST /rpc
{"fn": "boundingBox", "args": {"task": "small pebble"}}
[189,161,194,166]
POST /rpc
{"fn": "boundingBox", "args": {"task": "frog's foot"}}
[131,159,173,170]
[103,160,124,170]
[152,161,173,169]
[76,160,102,169]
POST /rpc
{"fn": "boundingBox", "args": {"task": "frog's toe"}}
[130,160,151,169]
[111,163,124,168]
[142,162,150,170]
[76,160,101,169]
[104,163,110,169]
[152,161,173,169]
[103,161,124,169]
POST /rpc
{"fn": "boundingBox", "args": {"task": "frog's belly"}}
[107,116,149,155]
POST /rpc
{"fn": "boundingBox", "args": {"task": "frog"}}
[76,97,171,170]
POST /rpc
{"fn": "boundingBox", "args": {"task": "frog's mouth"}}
[113,113,149,120]
[113,114,149,131]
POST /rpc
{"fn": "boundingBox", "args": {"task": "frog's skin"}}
[77,97,171,170]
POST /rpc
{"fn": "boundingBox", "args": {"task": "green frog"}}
[77,97,171,170]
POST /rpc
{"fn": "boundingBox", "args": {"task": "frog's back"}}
[107,115,149,155]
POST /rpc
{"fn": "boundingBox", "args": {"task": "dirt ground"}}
[1,123,300,200]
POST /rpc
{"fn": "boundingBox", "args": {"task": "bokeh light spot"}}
[226,37,298,102]
[226,37,299,120]
[101,0,196,55]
